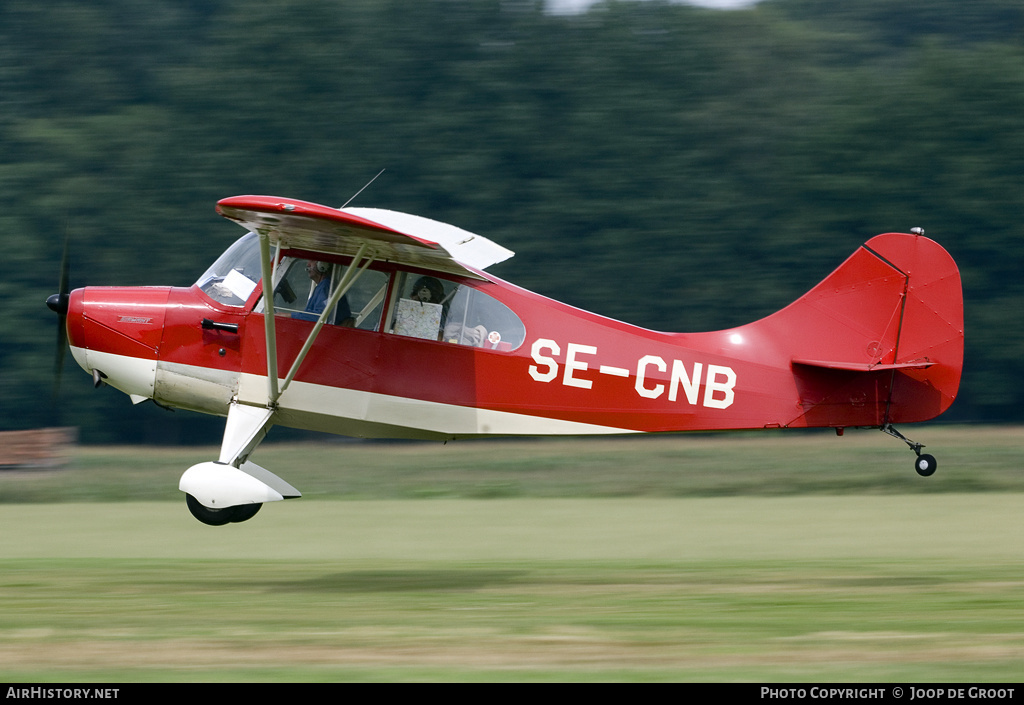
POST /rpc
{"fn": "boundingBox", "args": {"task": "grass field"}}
[1,426,1023,682]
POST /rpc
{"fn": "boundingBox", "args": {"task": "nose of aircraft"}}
[60,286,171,400]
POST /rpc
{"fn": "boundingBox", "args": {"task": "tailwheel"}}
[881,424,937,477]
[185,494,262,526]
[914,453,937,477]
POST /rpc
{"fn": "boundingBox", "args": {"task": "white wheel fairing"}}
[179,460,300,509]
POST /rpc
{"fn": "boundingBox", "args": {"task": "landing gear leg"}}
[881,423,937,477]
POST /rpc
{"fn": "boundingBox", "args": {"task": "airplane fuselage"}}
[66,233,959,442]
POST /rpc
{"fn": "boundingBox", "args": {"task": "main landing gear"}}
[881,423,937,477]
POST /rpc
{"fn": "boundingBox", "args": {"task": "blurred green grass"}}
[2,425,1023,682]
[1,424,1021,503]
[1,496,1023,682]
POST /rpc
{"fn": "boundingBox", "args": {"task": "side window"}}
[270,258,319,318]
[268,257,389,331]
[345,266,390,331]
[444,283,525,351]
[388,272,525,351]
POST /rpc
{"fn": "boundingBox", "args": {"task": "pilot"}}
[293,260,353,325]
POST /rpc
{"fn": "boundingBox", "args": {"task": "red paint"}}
[67,286,169,360]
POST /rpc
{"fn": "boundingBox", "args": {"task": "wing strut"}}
[257,232,280,403]
[276,243,372,400]
[256,234,375,406]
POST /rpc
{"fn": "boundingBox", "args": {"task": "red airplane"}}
[47,195,964,525]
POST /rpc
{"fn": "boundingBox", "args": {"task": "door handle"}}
[202,318,239,334]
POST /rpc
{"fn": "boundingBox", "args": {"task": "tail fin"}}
[762,232,963,428]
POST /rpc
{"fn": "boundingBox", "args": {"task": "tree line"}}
[2,0,1022,442]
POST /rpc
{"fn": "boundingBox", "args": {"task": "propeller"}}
[46,237,71,395]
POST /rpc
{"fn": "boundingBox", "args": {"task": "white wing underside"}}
[344,207,513,273]
[216,195,513,279]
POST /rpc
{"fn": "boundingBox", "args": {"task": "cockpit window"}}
[259,256,390,331]
[195,232,262,307]
[388,272,525,351]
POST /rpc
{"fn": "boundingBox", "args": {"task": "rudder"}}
[861,232,964,423]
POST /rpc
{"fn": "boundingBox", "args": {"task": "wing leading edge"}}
[216,195,513,279]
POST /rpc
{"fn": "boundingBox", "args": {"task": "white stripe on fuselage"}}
[237,372,637,439]
[69,346,638,439]
[70,346,157,399]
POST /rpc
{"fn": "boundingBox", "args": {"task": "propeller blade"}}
[49,236,71,396]
[58,235,69,300]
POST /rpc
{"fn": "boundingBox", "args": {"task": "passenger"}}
[410,276,444,303]
[410,276,448,333]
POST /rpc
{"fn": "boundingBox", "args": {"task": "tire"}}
[914,454,937,477]
[185,494,261,526]
[229,502,262,523]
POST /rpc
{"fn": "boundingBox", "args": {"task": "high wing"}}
[210,195,516,474]
[216,195,513,279]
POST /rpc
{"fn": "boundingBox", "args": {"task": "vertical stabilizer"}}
[757,232,963,428]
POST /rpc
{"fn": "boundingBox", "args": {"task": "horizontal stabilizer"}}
[792,358,935,372]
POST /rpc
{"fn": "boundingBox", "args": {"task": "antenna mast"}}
[340,169,386,209]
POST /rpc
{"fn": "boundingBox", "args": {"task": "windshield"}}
[195,232,262,306]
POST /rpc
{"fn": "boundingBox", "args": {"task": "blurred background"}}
[2,0,1021,444]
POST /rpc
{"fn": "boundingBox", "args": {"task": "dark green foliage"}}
[2,0,1020,440]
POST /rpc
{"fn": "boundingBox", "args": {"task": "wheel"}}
[914,453,937,477]
[185,494,262,526]
[185,494,234,526]
[229,502,262,523]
